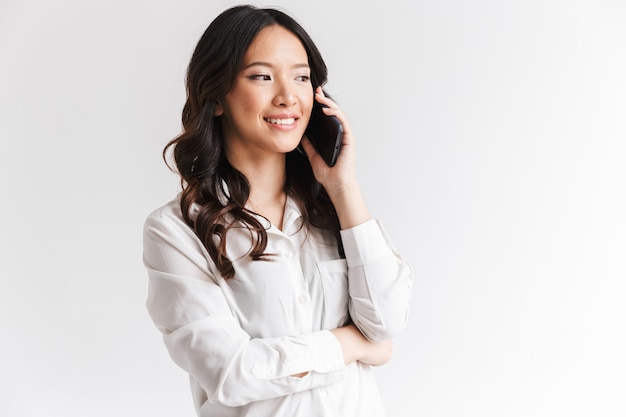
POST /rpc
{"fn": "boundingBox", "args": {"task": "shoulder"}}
[143,193,199,246]
[145,194,184,225]
[143,194,218,276]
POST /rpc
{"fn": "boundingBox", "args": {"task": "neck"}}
[227,152,288,228]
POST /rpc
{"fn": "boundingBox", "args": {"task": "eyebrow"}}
[242,61,310,70]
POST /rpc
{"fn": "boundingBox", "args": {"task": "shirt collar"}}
[185,181,302,233]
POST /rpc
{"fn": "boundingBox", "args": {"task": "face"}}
[216,25,314,163]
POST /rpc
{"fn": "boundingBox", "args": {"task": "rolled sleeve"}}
[250,330,345,379]
[340,219,413,341]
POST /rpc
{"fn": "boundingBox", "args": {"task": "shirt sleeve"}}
[143,209,345,408]
[340,219,413,342]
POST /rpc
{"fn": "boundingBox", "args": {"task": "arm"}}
[301,88,413,342]
[331,324,393,366]
[341,219,412,341]
[143,210,346,407]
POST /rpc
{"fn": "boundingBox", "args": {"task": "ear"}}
[214,100,224,116]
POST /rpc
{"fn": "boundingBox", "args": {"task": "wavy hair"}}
[163,5,342,279]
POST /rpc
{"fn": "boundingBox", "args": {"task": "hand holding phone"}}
[304,98,344,167]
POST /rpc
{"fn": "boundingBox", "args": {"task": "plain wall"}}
[1,0,624,416]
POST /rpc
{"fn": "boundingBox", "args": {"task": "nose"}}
[273,80,297,107]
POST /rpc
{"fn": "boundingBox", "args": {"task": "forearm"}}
[164,317,346,406]
[330,324,392,366]
[326,181,371,230]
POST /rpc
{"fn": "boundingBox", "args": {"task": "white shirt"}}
[143,193,412,417]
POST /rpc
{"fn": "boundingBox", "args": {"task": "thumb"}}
[299,135,319,162]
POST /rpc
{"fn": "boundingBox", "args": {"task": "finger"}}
[314,94,344,120]
[314,87,338,108]
[313,87,353,143]
[299,135,318,160]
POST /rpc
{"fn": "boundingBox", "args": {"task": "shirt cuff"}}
[301,330,345,374]
[340,219,391,268]
[249,330,345,380]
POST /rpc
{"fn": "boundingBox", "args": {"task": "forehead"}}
[243,25,308,64]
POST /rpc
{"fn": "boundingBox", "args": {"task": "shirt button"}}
[298,294,308,304]
[319,389,327,398]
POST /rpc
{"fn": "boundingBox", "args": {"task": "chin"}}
[285,143,302,154]
[278,136,305,153]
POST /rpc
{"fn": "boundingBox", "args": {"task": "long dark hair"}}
[164,5,342,279]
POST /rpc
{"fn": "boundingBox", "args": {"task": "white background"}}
[1,0,625,416]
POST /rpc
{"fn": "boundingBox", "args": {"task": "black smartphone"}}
[305,100,344,167]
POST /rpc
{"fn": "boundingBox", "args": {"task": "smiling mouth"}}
[264,117,296,126]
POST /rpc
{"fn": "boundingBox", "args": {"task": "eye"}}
[296,75,310,82]
[248,74,271,81]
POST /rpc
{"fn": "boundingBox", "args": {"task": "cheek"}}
[225,99,260,126]
[224,87,262,117]
[301,98,314,124]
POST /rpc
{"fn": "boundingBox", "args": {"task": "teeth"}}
[265,118,295,125]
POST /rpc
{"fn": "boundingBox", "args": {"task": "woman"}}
[143,5,412,416]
